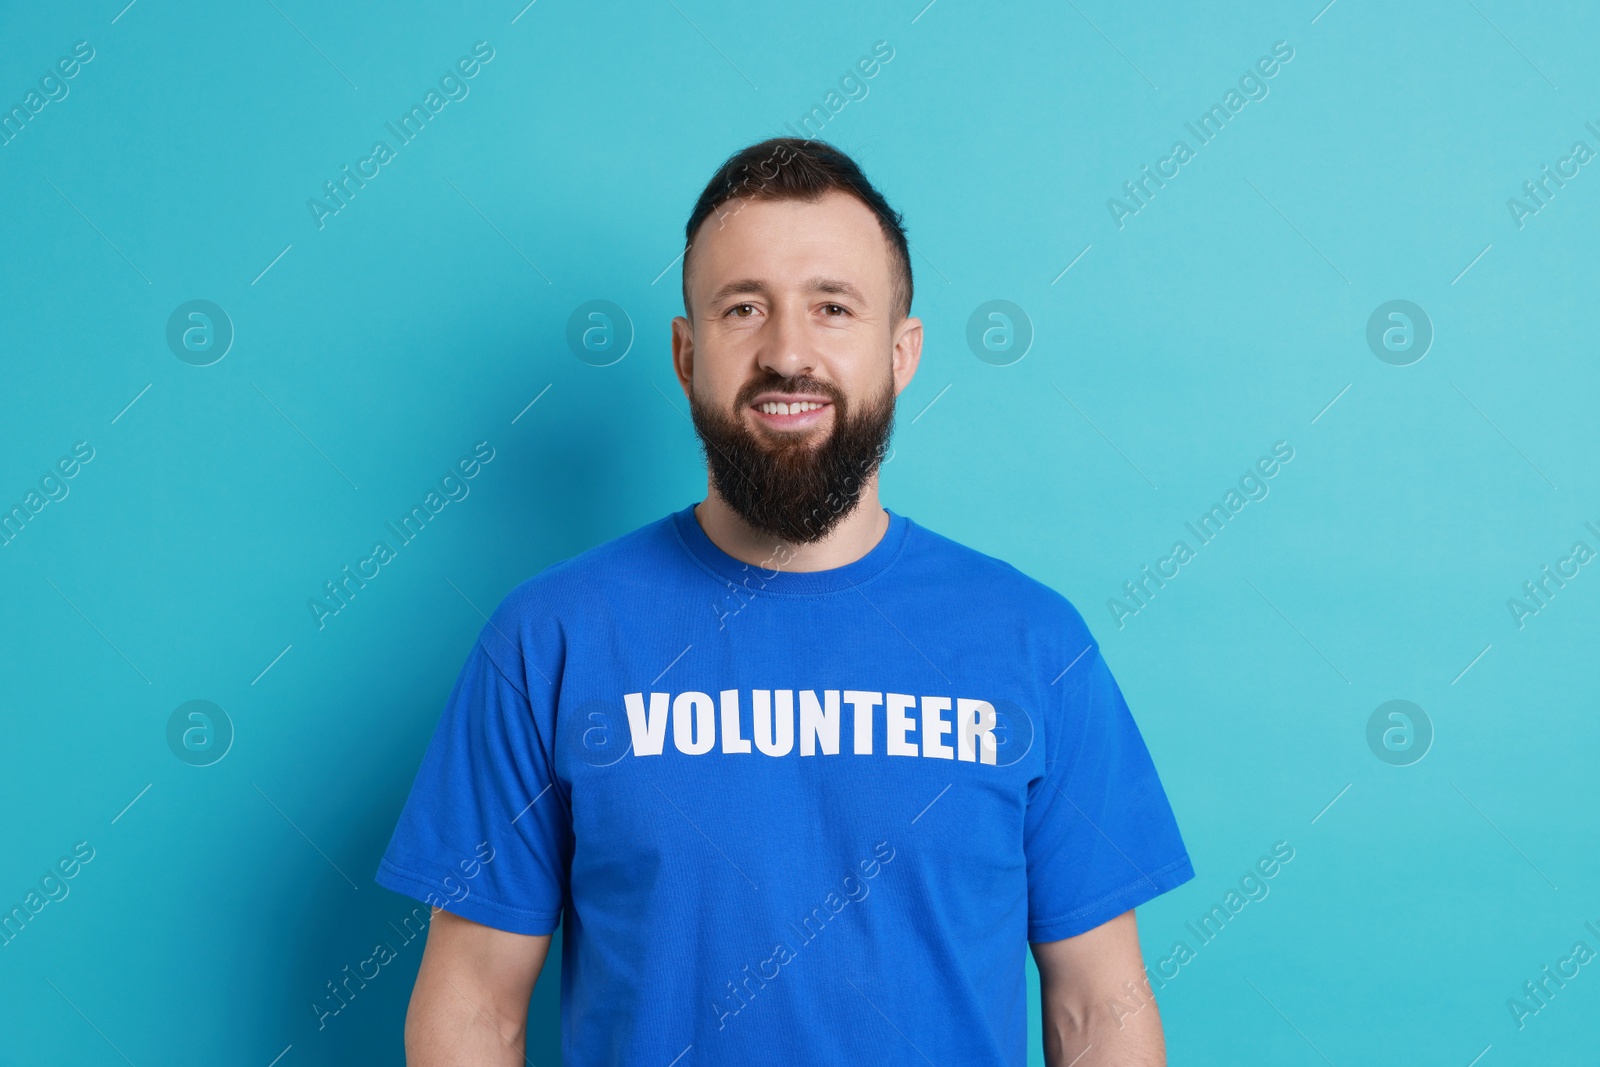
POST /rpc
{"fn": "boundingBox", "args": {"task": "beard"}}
[687,368,897,545]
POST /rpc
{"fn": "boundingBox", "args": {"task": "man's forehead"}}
[689,192,890,300]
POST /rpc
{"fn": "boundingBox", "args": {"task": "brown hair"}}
[682,137,913,322]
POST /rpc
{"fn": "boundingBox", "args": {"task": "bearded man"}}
[377,137,1194,1067]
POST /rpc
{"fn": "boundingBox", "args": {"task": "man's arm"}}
[404,908,552,1066]
[1031,909,1166,1066]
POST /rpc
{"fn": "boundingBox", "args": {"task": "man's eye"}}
[823,304,848,316]
[726,303,757,318]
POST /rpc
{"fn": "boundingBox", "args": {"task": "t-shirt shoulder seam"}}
[469,633,572,817]
[475,632,537,704]
[1050,641,1105,787]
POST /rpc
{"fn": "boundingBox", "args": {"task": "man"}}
[376,137,1195,1066]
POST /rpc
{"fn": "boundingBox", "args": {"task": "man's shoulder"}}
[466,509,681,677]
[905,516,1096,647]
[491,509,681,623]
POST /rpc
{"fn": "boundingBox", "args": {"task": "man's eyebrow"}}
[707,278,768,306]
[705,276,869,307]
[806,277,869,305]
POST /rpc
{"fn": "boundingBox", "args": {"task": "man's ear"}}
[891,316,923,397]
[671,315,694,398]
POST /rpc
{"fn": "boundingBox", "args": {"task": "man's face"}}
[671,189,922,545]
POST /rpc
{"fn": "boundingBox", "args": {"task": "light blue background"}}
[2,0,1597,1064]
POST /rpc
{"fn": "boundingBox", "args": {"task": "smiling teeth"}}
[759,401,825,415]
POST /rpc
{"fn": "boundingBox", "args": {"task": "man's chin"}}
[747,424,833,461]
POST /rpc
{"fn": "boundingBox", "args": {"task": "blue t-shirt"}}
[376,502,1194,1066]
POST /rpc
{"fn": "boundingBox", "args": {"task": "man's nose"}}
[759,301,817,378]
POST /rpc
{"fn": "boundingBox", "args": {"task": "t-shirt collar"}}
[671,500,910,596]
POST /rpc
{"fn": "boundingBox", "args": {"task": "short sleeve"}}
[1024,643,1194,943]
[374,634,573,935]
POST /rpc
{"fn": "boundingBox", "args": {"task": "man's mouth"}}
[750,398,832,430]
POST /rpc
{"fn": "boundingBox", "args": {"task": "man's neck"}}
[693,479,889,573]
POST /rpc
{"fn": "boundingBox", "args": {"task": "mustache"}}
[737,376,844,406]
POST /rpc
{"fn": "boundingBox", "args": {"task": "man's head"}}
[672,138,922,545]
